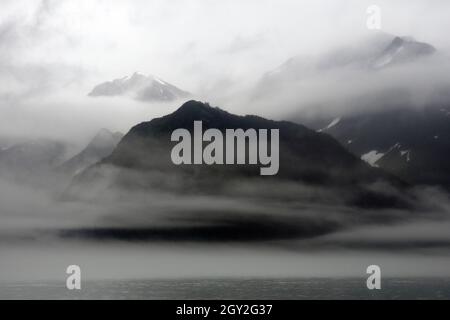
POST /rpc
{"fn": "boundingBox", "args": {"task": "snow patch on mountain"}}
[373,46,404,68]
[317,117,341,132]
[361,150,385,167]
[400,150,411,162]
[371,36,436,69]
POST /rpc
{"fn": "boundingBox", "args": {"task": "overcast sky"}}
[1,0,450,144]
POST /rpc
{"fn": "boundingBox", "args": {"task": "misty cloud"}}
[3,0,450,138]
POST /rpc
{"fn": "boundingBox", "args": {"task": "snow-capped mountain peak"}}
[88,72,190,102]
[371,36,436,69]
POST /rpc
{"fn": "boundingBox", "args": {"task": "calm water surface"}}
[1,278,450,299]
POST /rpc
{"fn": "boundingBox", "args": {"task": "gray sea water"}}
[1,278,450,300]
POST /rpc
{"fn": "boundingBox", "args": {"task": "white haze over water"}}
[1,174,450,281]
[4,242,450,282]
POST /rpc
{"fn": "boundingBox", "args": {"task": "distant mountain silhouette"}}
[255,34,436,101]
[371,36,435,69]
[88,72,190,102]
[71,101,408,209]
[0,138,67,185]
[262,33,435,81]
[257,32,448,189]
[308,104,450,188]
[60,129,123,177]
